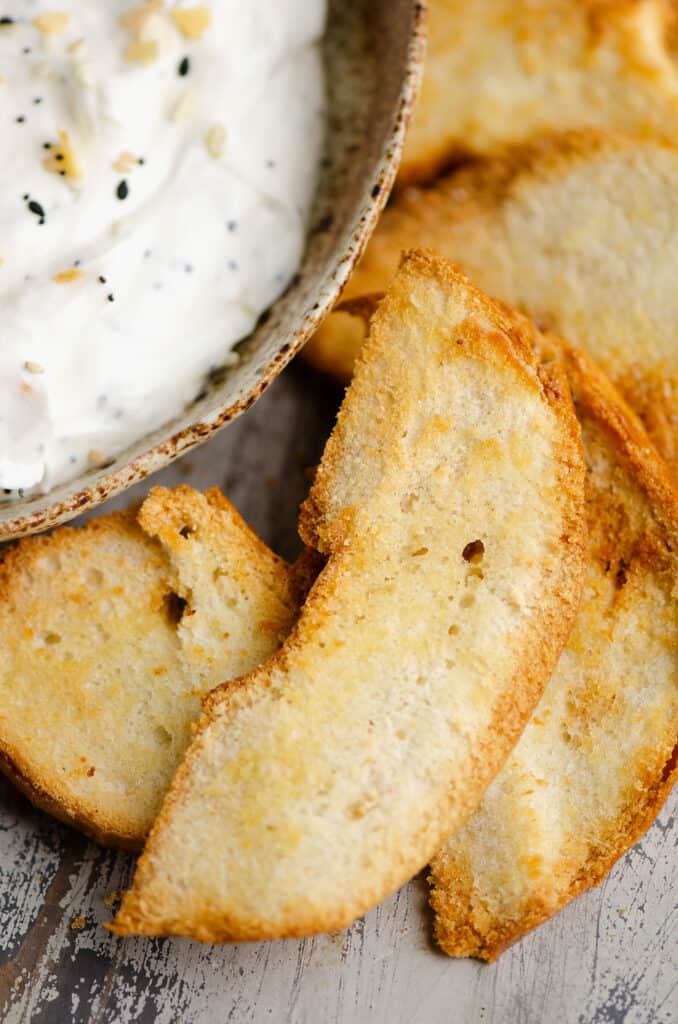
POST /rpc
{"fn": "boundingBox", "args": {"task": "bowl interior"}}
[0,0,425,540]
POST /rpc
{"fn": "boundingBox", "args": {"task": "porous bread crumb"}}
[111,253,586,942]
[430,342,678,960]
[0,486,304,849]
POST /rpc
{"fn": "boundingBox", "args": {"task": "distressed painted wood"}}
[0,364,676,1024]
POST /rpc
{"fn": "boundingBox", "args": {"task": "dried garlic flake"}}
[53,268,85,284]
[120,0,163,35]
[43,130,82,181]
[204,123,226,159]
[33,12,69,35]
[171,6,211,40]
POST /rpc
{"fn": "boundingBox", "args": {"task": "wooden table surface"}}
[1,363,676,1024]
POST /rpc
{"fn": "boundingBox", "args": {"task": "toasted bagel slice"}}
[400,0,678,186]
[307,133,678,472]
[0,486,300,849]
[430,345,678,961]
[111,252,585,942]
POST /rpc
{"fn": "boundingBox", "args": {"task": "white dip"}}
[0,1,326,497]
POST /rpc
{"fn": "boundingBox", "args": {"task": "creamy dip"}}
[0,1,325,496]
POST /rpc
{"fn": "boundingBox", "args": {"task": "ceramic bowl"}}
[0,0,425,540]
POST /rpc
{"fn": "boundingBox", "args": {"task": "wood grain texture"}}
[0,363,676,1024]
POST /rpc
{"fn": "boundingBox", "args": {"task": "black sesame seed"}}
[227,220,237,232]
[98,275,107,284]
[55,153,64,161]
[74,259,82,267]
[22,193,29,200]
[0,17,15,25]
[116,180,129,201]
[178,55,190,76]
[15,115,25,124]
[22,46,30,54]
[33,97,42,104]
[107,293,115,302]
[28,199,45,219]
[371,184,382,198]
[42,142,51,150]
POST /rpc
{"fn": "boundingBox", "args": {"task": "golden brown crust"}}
[429,344,678,960]
[0,512,155,849]
[397,0,678,188]
[112,252,586,942]
[0,742,143,851]
[0,487,299,850]
[305,132,678,472]
[431,738,678,962]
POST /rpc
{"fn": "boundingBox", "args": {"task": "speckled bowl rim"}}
[0,1,426,541]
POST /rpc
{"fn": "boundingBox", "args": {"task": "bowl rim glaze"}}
[0,1,426,541]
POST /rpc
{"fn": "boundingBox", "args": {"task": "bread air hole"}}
[154,725,173,747]
[163,591,188,626]
[400,492,420,513]
[179,524,195,539]
[462,539,484,563]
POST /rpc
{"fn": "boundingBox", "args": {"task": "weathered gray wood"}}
[1,364,676,1024]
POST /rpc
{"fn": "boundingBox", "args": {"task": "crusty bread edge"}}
[0,492,302,852]
[0,512,151,850]
[112,252,588,941]
[430,345,678,961]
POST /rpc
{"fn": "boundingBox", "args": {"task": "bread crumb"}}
[104,890,123,907]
